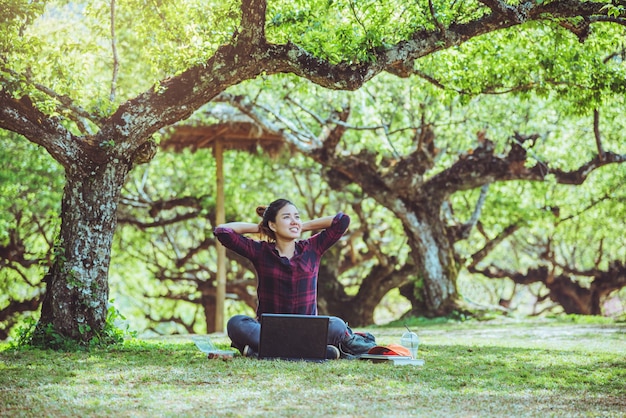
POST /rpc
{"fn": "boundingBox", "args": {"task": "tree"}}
[2,0,626,344]
[214,82,626,317]
[467,180,626,315]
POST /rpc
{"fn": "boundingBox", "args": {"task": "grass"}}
[1,317,625,417]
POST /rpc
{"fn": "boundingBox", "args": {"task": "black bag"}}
[339,328,377,359]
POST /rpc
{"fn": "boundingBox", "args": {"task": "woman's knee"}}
[227,315,260,350]
[227,315,252,337]
[227,314,248,330]
[327,316,349,345]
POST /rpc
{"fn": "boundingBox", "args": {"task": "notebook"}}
[191,335,235,359]
[360,354,425,366]
[258,313,329,362]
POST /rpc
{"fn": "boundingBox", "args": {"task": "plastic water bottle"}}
[400,331,419,359]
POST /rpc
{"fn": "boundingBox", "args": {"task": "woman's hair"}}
[256,198,295,241]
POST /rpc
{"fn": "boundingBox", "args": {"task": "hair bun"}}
[256,205,267,218]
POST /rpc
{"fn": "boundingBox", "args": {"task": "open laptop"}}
[258,313,329,362]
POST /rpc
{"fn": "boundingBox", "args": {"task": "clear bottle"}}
[400,331,419,359]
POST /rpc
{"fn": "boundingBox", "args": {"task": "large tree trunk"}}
[36,162,130,343]
[317,262,387,326]
[401,210,460,317]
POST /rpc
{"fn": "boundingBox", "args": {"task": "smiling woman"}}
[257,199,303,257]
[213,198,376,359]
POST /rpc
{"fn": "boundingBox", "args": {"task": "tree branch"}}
[144,310,197,334]
[4,0,621,192]
[116,211,203,228]
[109,0,119,103]
[467,223,522,269]
[478,0,533,23]
[0,91,92,167]
[77,0,626,162]
[593,108,605,161]
[317,106,350,160]
[0,62,104,131]
[452,183,491,241]
[237,0,267,45]
[557,192,612,224]
[214,92,319,150]
[116,194,211,229]
[429,0,446,36]
[425,130,626,198]
[469,244,626,315]
[0,296,43,339]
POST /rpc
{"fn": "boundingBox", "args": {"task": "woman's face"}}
[269,204,301,240]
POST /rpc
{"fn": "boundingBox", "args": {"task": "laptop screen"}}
[259,314,329,361]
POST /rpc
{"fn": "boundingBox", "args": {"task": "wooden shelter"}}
[161,104,287,333]
[161,105,285,154]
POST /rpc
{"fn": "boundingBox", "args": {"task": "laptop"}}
[258,313,329,362]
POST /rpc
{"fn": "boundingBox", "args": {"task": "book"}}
[359,354,425,366]
[192,335,236,359]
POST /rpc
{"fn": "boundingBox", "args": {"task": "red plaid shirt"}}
[214,213,350,318]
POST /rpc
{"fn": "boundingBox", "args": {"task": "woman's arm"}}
[215,222,259,234]
[301,215,336,233]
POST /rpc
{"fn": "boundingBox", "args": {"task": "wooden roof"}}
[161,105,287,154]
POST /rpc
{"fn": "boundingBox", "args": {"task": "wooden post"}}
[215,139,226,333]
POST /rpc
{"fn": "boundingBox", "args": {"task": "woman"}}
[214,198,375,359]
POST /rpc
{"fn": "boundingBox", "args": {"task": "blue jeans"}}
[227,314,349,353]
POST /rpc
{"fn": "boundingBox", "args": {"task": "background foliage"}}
[1,0,626,338]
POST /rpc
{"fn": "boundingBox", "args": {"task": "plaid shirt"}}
[214,212,350,318]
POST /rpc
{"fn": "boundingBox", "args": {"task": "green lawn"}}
[1,318,624,417]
